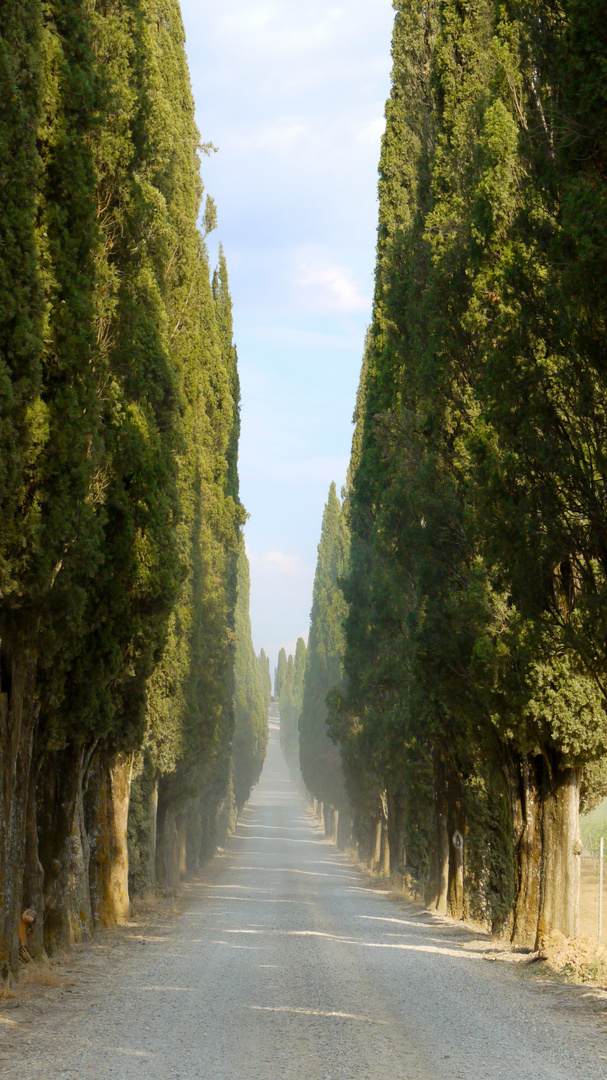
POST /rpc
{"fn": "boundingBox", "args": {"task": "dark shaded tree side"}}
[299,484,350,833]
[0,0,245,974]
[329,0,607,945]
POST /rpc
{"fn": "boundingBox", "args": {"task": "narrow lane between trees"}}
[4,708,607,1080]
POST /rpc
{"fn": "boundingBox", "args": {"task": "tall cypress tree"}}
[332,0,607,941]
[257,649,272,713]
[232,543,268,810]
[299,484,349,817]
[276,639,307,776]
[0,0,246,969]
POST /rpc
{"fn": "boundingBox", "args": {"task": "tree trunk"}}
[428,745,449,914]
[155,797,168,888]
[510,754,542,947]
[147,777,159,890]
[537,760,582,944]
[387,789,406,891]
[185,800,203,875]
[0,646,39,979]
[162,807,181,893]
[38,744,93,953]
[107,752,132,921]
[87,751,133,926]
[447,765,464,919]
[371,817,382,871]
[332,809,339,844]
[336,807,352,850]
[380,820,391,877]
[177,812,187,880]
[22,766,44,958]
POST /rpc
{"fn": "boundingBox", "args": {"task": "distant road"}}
[6,705,607,1079]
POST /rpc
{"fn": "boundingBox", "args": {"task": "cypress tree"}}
[299,484,350,821]
[0,0,245,968]
[257,649,272,713]
[0,0,45,977]
[1,0,109,969]
[232,543,269,811]
[333,0,607,943]
[276,640,307,777]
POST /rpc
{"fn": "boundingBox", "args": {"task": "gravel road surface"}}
[4,708,607,1080]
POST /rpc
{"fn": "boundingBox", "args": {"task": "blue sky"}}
[179,0,395,671]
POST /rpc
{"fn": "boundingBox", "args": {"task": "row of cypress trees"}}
[302,0,607,947]
[0,0,266,979]
[298,484,350,839]
[275,638,307,778]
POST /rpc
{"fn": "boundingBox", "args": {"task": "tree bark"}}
[510,754,542,947]
[447,765,464,919]
[107,752,132,921]
[162,807,181,893]
[428,745,449,914]
[0,646,39,979]
[147,777,159,891]
[177,811,187,880]
[87,751,133,926]
[22,766,44,958]
[336,807,352,850]
[537,759,582,944]
[387,789,406,891]
[37,744,93,953]
[367,817,380,871]
[380,820,391,877]
[155,797,168,888]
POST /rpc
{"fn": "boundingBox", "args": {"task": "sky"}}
[179,0,395,672]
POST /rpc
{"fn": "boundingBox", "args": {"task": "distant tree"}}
[274,648,288,702]
[257,649,272,712]
[299,484,350,818]
[232,543,269,811]
[276,639,306,777]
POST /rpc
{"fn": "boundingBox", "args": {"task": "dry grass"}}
[129,893,181,921]
[0,958,65,1005]
[19,961,65,990]
[538,931,607,987]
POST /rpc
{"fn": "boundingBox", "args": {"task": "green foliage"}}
[330,0,607,932]
[299,484,349,809]
[0,0,45,607]
[257,648,272,713]
[276,639,307,777]
[0,0,245,933]
[232,543,268,810]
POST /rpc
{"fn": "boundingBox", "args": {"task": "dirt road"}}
[4,709,607,1079]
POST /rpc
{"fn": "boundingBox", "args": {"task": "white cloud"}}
[248,550,308,575]
[297,257,371,314]
[220,4,343,55]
